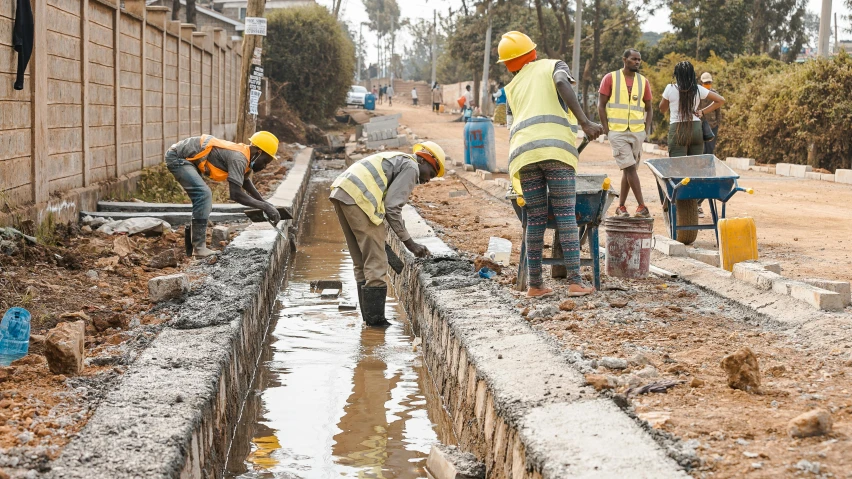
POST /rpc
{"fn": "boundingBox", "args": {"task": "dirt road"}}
[374,102,852,282]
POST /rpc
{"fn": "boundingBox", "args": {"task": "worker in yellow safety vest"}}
[329,142,446,327]
[598,49,654,218]
[165,131,282,257]
[498,31,603,298]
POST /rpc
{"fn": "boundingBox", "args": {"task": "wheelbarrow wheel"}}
[673,199,699,245]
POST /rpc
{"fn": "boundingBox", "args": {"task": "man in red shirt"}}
[598,49,654,218]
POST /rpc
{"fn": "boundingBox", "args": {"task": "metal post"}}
[430,9,437,87]
[480,13,492,115]
[817,0,832,57]
[357,23,363,82]
[572,0,582,87]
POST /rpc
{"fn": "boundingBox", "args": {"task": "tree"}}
[403,18,443,82]
[264,5,355,123]
[364,0,402,77]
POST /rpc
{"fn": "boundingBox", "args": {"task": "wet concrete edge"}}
[47,147,315,479]
[387,205,687,479]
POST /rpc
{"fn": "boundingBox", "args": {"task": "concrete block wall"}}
[0,0,242,216]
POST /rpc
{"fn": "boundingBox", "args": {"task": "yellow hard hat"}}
[249,131,279,158]
[497,31,537,63]
[413,141,446,177]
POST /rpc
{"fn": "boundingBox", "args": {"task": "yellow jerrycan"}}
[718,217,758,271]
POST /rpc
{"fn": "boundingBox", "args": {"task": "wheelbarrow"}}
[506,139,617,291]
[645,154,753,246]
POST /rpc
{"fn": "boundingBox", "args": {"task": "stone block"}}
[732,261,766,286]
[789,283,845,311]
[805,172,822,181]
[425,445,485,479]
[212,225,232,245]
[789,164,813,178]
[688,248,720,267]
[44,321,85,375]
[477,170,493,180]
[836,169,852,184]
[653,235,686,256]
[726,157,756,170]
[802,279,851,306]
[820,174,835,182]
[737,259,780,274]
[775,163,792,176]
[463,164,474,172]
[454,160,463,167]
[148,273,190,302]
[366,137,401,150]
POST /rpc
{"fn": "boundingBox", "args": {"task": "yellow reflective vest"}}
[330,151,417,225]
[505,59,579,195]
[605,70,647,133]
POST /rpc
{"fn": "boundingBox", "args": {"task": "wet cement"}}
[225,176,454,479]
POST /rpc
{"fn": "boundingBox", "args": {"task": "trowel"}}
[245,207,293,244]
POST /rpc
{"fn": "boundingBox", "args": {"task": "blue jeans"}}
[165,150,212,221]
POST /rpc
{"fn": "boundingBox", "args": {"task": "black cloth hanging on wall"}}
[13,0,34,90]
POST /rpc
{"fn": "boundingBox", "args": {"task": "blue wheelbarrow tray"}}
[510,173,617,290]
[645,154,750,244]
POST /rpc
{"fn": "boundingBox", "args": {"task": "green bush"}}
[264,6,355,124]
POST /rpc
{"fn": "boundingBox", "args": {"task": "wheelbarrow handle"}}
[736,186,755,195]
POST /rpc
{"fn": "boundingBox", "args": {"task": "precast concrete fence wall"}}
[0,0,243,216]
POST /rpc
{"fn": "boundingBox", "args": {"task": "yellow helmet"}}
[249,131,279,158]
[413,141,446,177]
[497,31,537,63]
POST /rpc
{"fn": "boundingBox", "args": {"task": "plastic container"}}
[0,307,31,366]
[718,217,758,271]
[486,236,512,266]
[604,217,654,279]
[463,117,496,172]
[364,94,376,111]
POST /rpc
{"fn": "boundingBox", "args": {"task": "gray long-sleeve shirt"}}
[329,154,419,242]
[168,136,249,186]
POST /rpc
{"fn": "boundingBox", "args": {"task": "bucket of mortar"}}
[604,216,654,279]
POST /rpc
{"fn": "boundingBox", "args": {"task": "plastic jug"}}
[463,117,496,172]
[0,307,31,366]
[486,237,512,266]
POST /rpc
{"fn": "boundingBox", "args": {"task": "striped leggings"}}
[519,160,582,287]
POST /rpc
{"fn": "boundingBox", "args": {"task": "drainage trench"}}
[225,170,455,478]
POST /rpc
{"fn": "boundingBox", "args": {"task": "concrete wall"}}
[0,0,242,217]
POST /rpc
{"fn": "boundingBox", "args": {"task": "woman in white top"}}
[659,61,725,157]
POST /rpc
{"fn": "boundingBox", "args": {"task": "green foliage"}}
[35,212,58,246]
[264,5,355,123]
[127,163,229,204]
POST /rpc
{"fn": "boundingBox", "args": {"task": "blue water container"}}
[0,307,31,366]
[464,117,496,172]
[364,94,376,111]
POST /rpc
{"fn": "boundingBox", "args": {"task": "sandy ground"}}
[409,175,852,478]
[374,101,852,283]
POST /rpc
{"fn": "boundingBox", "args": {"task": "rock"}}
[795,460,821,474]
[600,357,628,370]
[584,373,616,391]
[211,225,232,246]
[113,235,133,257]
[636,365,659,378]
[95,255,120,270]
[788,409,832,438]
[148,273,191,302]
[766,364,786,377]
[609,298,629,308]
[44,321,86,375]
[0,367,13,382]
[720,347,761,392]
[426,444,486,479]
[520,307,530,317]
[689,377,705,388]
[85,269,99,280]
[92,313,127,332]
[628,353,651,367]
[81,225,93,234]
[148,248,182,269]
[612,393,630,410]
[559,300,576,311]
[473,256,503,275]
[28,334,46,355]
[59,311,92,323]
[0,239,19,256]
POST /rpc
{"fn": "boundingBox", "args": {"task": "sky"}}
[317,0,851,65]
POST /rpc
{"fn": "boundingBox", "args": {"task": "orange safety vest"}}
[187,135,252,182]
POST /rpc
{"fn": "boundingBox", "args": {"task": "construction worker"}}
[598,49,654,218]
[165,131,282,257]
[329,142,446,326]
[498,31,603,298]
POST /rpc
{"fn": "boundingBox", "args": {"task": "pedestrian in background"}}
[493,82,507,125]
[598,49,654,219]
[659,61,725,157]
[387,83,395,106]
[699,72,721,155]
[463,85,475,121]
[372,86,378,99]
[378,84,385,104]
[411,87,418,106]
[431,83,443,113]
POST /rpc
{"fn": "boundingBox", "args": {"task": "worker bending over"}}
[330,142,446,326]
[498,31,603,298]
[165,131,282,257]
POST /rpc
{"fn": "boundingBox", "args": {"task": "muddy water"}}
[225,175,454,479]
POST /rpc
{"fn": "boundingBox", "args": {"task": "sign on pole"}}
[251,47,262,66]
[244,17,267,36]
[248,64,264,116]
[249,90,262,115]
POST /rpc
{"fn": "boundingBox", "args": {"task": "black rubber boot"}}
[361,285,391,327]
[356,281,366,322]
[191,219,216,257]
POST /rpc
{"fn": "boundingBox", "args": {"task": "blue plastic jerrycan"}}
[464,117,496,172]
[364,94,376,111]
[0,307,31,366]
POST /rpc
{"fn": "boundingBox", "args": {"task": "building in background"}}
[146,0,245,37]
[211,0,316,21]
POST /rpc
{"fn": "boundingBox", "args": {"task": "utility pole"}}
[835,12,839,54]
[572,0,582,90]
[817,0,832,57]
[357,23,364,83]
[430,9,437,87]
[235,0,267,142]
[390,16,395,84]
[480,12,492,116]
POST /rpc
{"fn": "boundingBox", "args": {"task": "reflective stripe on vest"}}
[186,134,252,182]
[504,59,579,195]
[330,151,416,226]
[605,70,646,133]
